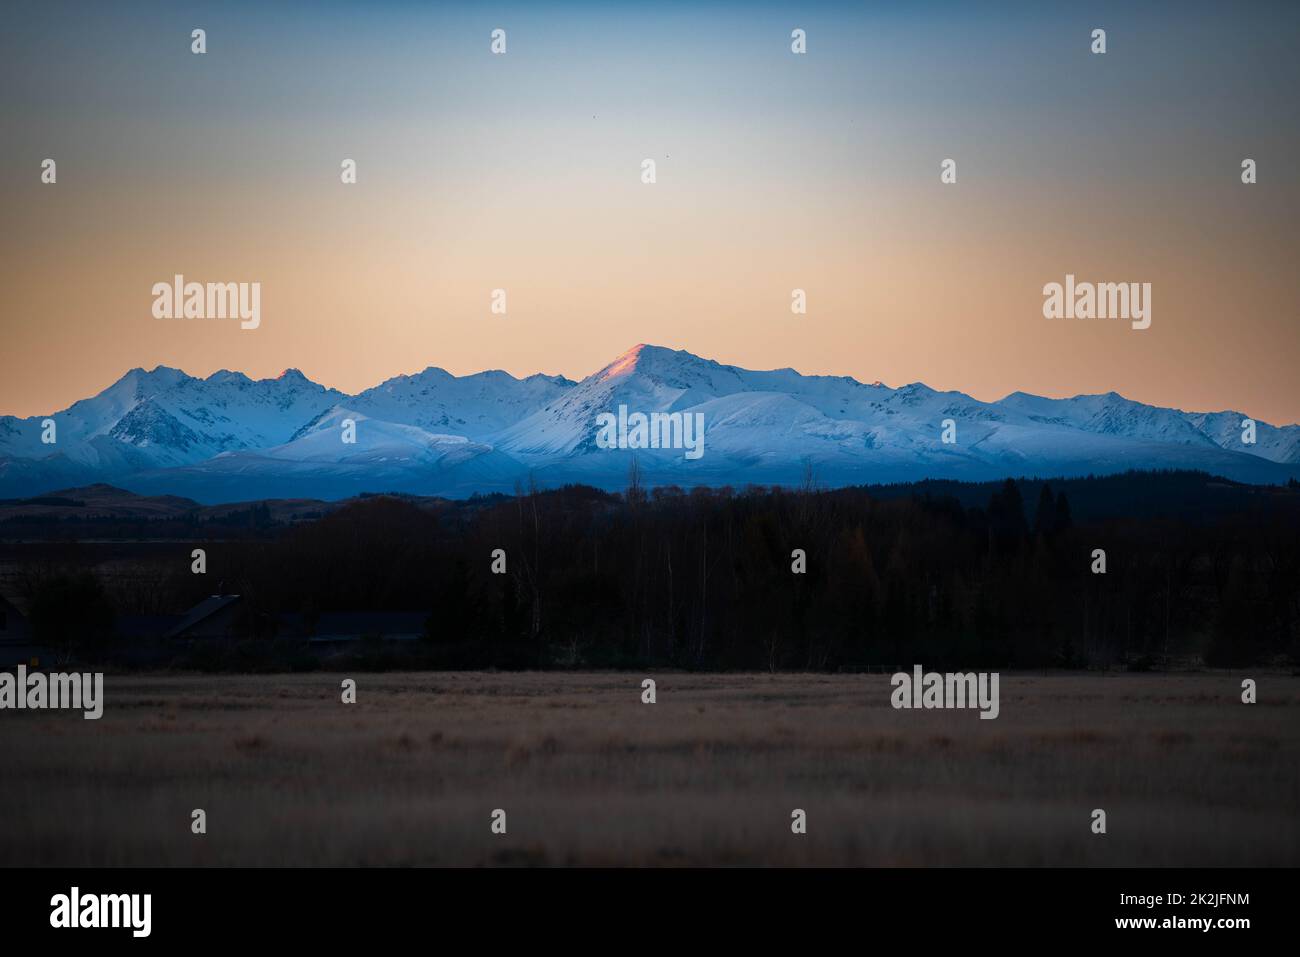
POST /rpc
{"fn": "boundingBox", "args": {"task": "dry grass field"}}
[1,671,1297,866]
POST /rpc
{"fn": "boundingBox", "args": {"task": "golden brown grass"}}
[1,671,1296,866]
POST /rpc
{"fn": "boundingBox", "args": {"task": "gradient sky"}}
[2,0,1298,422]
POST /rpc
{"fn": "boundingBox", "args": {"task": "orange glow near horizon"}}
[1,3,1297,424]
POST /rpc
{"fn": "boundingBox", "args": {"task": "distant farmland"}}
[1,671,1295,866]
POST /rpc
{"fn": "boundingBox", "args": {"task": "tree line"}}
[16,471,1300,670]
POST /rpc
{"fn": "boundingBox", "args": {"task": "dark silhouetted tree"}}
[1054,491,1073,534]
[1033,484,1056,538]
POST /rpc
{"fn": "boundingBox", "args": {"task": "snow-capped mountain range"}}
[3,344,1298,503]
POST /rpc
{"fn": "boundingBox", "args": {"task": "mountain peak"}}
[600,343,651,378]
[596,344,710,382]
[116,364,184,384]
[102,364,190,402]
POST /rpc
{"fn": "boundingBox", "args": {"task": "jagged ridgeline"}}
[2,345,1298,502]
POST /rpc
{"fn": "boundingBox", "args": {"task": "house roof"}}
[310,611,427,641]
[166,595,242,639]
[117,614,185,638]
